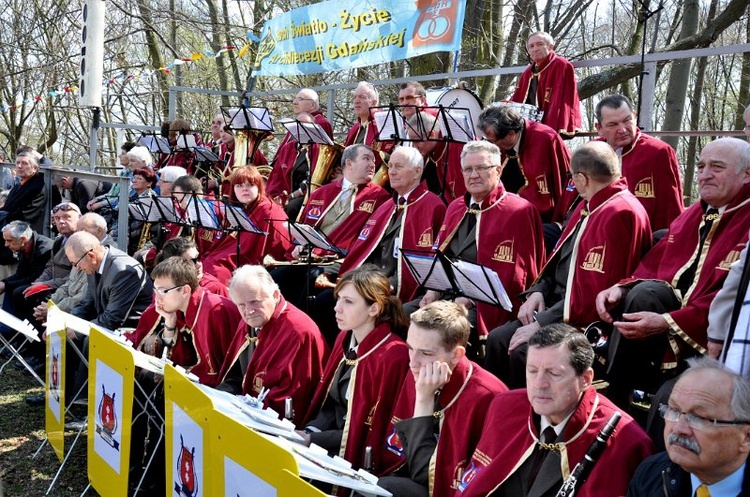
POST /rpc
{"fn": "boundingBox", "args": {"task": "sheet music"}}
[402,252,454,293]
[224,205,265,234]
[226,107,274,131]
[289,223,339,253]
[137,134,171,154]
[373,110,406,141]
[454,260,513,311]
[128,199,150,222]
[186,197,220,229]
[150,196,181,223]
[175,133,197,150]
[278,118,334,146]
[439,109,476,142]
[193,146,220,163]
[0,308,39,342]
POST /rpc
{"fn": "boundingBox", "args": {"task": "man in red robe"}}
[478,104,571,253]
[216,265,328,426]
[510,31,582,137]
[408,111,469,204]
[272,144,389,307]
[378,302,507,497]
[596,137,750,409]
[594,94,684,232]
[456,324,653,497]
[124,256,241,387]
[485,141,652,387]
[266,88,333,208]
[414,140,545,358]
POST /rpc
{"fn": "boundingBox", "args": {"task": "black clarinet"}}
[555,412,622,497]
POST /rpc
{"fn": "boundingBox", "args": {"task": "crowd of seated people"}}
[3,82,750,496]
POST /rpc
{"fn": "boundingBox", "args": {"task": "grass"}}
[0,365,92,497]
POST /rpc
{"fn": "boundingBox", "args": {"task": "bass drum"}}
[425,87,484,139]
[490,100,544,123]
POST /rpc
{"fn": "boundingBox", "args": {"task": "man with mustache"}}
[628,357,750,496]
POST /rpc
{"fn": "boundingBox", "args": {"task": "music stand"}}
[184,193,221,231]
[402,249,512,310]
[221,199,269,264]
[222,105,274,162]
[371,104,420,143]
[137,134,172,155]
[174,132,199,151]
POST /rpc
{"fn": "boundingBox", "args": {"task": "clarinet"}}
[555,412,622,497]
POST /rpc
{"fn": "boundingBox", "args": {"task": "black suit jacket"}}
[0,173,47,233]
[2,233,54,291]
[71,246,153,330]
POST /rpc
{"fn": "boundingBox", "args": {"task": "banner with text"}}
[253,0,465,76]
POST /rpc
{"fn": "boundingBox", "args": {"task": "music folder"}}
[288,221,346,257]
[278,118,333,146]
[402,249,512,310]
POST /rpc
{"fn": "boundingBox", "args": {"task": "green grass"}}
[0,366,92,497]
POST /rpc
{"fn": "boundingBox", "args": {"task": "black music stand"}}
[221,199,268,264]
[137,134,172,156]
[402,249,512,310]
[279,118,336,201]
[371,104,421,143]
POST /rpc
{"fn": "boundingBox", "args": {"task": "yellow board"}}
[213,409,324,496]
[44,324,66,462]
[164,364,215,497]
[87,328,135,497]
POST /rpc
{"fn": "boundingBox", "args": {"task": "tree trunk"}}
[735,9,750,129]
[661,0,699,150]
[135,0,170,118]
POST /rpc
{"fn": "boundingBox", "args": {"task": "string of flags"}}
[0,31,261,113]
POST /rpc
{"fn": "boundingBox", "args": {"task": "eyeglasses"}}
[659,404,750,431]
[72,249,93,269]
[293,97,314,102]
[53,202,80,214]
[154,284,185,297]
[398,95,419,102]
[461,165,497,175]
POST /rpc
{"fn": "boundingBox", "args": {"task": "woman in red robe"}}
[300,265,410,477]
[201,166,290,285]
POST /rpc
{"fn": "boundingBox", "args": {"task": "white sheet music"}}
[186,197,220,229]
[128,199,150,222]
[278,118,334,146]
[227,107,274,131]
[454,260,513,311]
[175,133,197,150]
[373,110,407,141]
[224,205,264,234]
[402,252,454,293]
[289,223,338,253]
[439,109,476,142]
[137,135,171,154]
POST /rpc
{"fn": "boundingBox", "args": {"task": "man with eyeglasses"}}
[477,104,571,253]
[596,137,750,411]
[593,94,684,232]
[458,324,652,497]
[484,142,652,387]
[413,140,544,359]
[628,357,750,496]
[124,256,240,387]
[398,81,429,120]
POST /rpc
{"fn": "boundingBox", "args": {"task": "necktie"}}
[676,208,719,295]
[527,426,558,487]
[695,484,711,497]
[397,196,406,208]
[467,203,480,233]
[501,149,526,193]
[247,326,259,360]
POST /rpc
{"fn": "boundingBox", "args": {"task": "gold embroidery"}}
[718,250,741,270]
[253,374,264,393]
[418,228,433,247]
[358,200,376,214]
[366,400,379,426]
[580,244,606,273]
[536,175,549,195]
[492,240,515,263]
[634,176,655,198]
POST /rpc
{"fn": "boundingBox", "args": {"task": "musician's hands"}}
[707,341,723,359]
[613,311,669,340]
[413,361,452,417]
[509,321,541,352]
[291,245,307,260]
[454,297,474,309]
[420,290,441,308]
[595,286,626,323]
[518,292,545,326]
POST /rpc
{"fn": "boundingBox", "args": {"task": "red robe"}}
[124,288,241,387]
[510,51,582,137]
[619,183,750,367]
[339,183,446,301]
[304,323,410,473]
[437,183,545,337]
[380,358,507,496]
[343,118,395,172]
[510,119,571,223]
[202,196,291,285]
[426,141,467,204]
[296,179,390,255]
[598,131,684,231]
[217,141,269,198]
[218,296,329,426]
[456,388,653,497]
[539,179,652,326]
